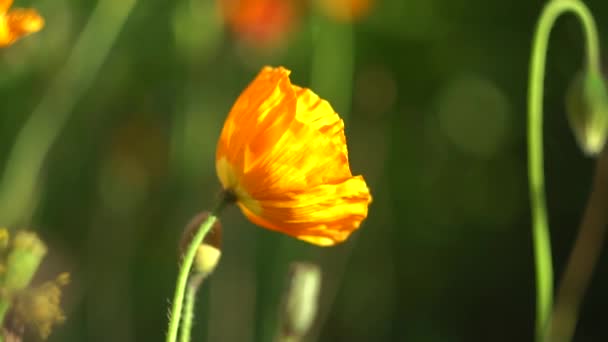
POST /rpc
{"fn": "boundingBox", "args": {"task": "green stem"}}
[179,274,204,342]
[166,200,228,342]
[527,1,601,341]
[310,14,354,120]
[0,0,136,226]
[305,13,356,342]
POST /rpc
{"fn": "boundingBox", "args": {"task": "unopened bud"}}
[566,69,608,156]
[280,262,322,340]
[4,231,47,292]
[179,212,222,277]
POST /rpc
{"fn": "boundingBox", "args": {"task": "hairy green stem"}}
[0,0,137,226]
[166,198,228,342]
[166,216,216,342]
[527,1,601,341]
[179,286,194,342]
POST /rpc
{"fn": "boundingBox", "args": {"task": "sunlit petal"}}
[0,0,13,15]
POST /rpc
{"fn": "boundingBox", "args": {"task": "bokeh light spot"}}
[353,64,397,119]
[436,75,512,159]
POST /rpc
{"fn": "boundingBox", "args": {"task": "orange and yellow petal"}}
[239,176,370,246]
[0,0,13,15]
[216,66,372,246]
[0,8,44,47]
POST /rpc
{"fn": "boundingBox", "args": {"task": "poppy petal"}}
[0,0,13,14]
[217,66,296,177]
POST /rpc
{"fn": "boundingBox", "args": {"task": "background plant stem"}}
[549,148,608,341]
[527,1,601,340]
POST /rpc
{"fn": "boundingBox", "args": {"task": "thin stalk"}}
[0,0,137,226]
[527,1,601,341]
[166,199,228,342]
[179,274,205,342]
[310,14,354,119]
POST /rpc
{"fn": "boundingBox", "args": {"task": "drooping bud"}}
[179,212,222,277]
[566,68,608,156]
[279,262,322,340]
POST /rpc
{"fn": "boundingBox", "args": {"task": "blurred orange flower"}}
[316,0,373,22]
[218,0,298,47]
[0,0,44,47]
[216,66,371,246]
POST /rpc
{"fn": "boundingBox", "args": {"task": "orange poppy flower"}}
[0,0,44,47]
[216,66,371,246]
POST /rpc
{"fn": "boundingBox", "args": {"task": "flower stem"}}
[527,1,601,341]
[310,14,354,120]
[166,199,228,342]
[179,274,205,342]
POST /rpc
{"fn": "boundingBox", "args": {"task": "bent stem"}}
[527,0,601,341]
[166,199,228,342]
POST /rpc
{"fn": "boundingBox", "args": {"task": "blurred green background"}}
[1,0,608,341]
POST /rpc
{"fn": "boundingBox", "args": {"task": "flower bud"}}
[179,212,222,277]
[280,262,322,339]
[0,231,69,341]
[4,231,47,293]
[566,69,608,156]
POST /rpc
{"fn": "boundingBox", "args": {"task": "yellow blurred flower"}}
[0,0,44,47]
[316,0,374,22]
[216,66,371,246]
